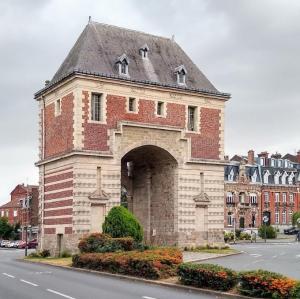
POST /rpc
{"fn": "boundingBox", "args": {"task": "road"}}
[0,249,219,299]
[202,242,300,279]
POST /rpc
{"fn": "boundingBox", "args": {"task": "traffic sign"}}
[263,216,269,223]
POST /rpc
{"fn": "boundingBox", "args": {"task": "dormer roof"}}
[35,21,230,99]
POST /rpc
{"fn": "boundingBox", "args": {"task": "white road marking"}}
[47,289,76,299]
[249,254,262,257]
[296,254,300,258]
[272,255,278,258]
[20,279,38,287]
[143,297,157,299]
[2,273,15,278]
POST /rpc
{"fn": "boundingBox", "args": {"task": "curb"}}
[20,259,257,299]
[186,250,243,263]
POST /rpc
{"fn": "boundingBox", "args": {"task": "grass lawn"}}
[25,256,72,267]
[186,247,240,254]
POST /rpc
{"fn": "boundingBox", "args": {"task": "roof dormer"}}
[116,54,129,76]
[175,65,187,85]
[139,44,149,59]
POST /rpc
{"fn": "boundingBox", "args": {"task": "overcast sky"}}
[1,0,300,204]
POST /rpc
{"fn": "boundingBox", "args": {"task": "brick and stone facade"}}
[35,21,230,255]
[225,150,300,231]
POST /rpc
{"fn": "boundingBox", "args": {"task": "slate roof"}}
[35,21,230,98]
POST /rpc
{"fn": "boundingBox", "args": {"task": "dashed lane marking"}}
[46,289,76,299]
[2,273,15,278]
[20,279,38,287]
[143,297,157,299]
[249,254,262,257]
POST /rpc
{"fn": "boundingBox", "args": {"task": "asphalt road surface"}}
[202,242,300,279]
[0,249,220,299]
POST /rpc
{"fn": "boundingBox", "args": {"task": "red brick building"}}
[35,21,229,254]
[0,184,39,240]
[224,150,300,231]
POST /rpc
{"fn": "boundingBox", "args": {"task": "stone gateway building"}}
[35,21,230,255]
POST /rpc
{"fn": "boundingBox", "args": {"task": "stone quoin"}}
[35,21,230,255]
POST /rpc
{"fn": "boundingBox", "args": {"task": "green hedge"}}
[102,206,143,242]
[177,263,237,291]
[238,270,297,298]
[72,248,182,279]
[78,233,134,253]
[258,226,277,239]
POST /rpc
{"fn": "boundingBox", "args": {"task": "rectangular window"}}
[157,101,164,116]
[260,157,265,166]
[275,210,279,224]
[282,193,287,203]
[1,210,4,217]
[188,106,196,131]
[91,93,102,121]
[227,212,233,226]
[289,193,294,203]
[264,192,269,208]
[289,209,293,224]
[5,210,9,217]
[55,99,61,116]
[282,210,286,224]
[275,193,280,203]
[128,97,136,112]
[13,210,18,217]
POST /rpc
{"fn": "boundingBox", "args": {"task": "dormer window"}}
[228,169,234,182]
[175,65,187,85]
[260,157,265,166]
[116,54,129,76]
[282,171,288,185]
[251,170,257,183]
[288,172,295,185]
[271,158,275,167]
[274,171,281,185]
[139,44,149,59]
[263,170,270,184]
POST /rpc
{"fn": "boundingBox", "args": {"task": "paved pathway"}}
[200,242,300,279]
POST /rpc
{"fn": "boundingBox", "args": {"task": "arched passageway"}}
[121,145,178,245]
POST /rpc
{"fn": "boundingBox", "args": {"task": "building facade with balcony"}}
[224,150,300,231]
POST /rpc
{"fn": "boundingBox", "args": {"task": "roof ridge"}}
[89,21,173,42]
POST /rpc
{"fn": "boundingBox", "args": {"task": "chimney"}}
[297,150,300,163]
[224,155,229,161]
[248,150,254,165]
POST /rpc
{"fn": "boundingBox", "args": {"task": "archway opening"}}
[121,145,178,245]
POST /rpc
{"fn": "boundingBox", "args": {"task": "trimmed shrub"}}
[102,206,143,242]
[238,270,296,298]
[177,263,237,291]
[291,281,300,298]
[239,232,251,240]
[60,250,72,258]
[72,248,182,279]
[292,211,300,227]
[224,231,234,243]
[28,251,40,258]
[40,249,51,258]
[258,225,277,239]
[78,233,134,253]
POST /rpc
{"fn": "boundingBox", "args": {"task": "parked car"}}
[284,227,299,235]
[0,240,9,248]
[18,239,38,249]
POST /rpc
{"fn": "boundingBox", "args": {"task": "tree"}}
[0,217,13,239]
[102,206,143,242]
[292,211,300,227]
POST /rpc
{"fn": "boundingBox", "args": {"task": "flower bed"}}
[72,247,182,279]
[238,270,297,298]
[178,263,237,291]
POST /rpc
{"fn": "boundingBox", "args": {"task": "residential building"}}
[0,184,39,240]
[224,150,300,231]
[35,21,230,255]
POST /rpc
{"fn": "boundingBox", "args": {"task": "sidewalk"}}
[183,250,241,262]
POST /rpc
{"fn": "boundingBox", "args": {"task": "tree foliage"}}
[0,217,14,239]
[102,206,143,242]
[292,211,300,227]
